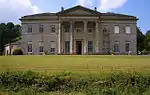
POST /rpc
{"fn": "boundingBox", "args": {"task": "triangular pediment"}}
[57,5,100,15]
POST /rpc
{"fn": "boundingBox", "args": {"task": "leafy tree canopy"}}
[0,22,21,52]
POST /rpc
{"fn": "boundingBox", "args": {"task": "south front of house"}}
[20,5,138,55]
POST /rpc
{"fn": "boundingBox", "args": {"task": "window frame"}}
[39,41,44,53]
[125,41,130,53]
[88,28,93,34]
[39,46,44,53]
[114,25,119,34]
[63,26,70,33]
[51,25,56,33]
[88,41,93,53]
[50,41,56,54]
[50,48,55,54]
[27,25,32,33]
[125,26,131,34]
[76,28,81,33]
[114,41,120,53]
[39,24,44,33]
[65,41,70,53]
[27,41,32,53]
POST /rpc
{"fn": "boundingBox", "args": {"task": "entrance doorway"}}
[76,41,82,55]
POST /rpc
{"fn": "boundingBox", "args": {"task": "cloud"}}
[0,0,41,23]
[76,0,93,7]
[98,0,127,11]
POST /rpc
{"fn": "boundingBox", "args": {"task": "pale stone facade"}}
[4,41,21,55]
[20,5,138,55]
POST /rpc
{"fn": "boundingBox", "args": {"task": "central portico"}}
[58,20,100,54]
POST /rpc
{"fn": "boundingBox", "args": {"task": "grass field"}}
[0,55,150,73]
[1,55,150,95]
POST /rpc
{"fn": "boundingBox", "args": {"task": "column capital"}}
[83,20,88,24]
[95,20,100,23]
[69,20,75,24]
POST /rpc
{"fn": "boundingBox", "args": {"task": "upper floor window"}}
[88,41,93,53]
[65,41,70,53]
[88,28,93,33]
[114,41,120,53]
[28,26,32,33]
[76,28,81,32]
[27,41,32,53]
[125,26,131,34]
[114,26,119,34]
[39,25,44,33]
[103,27,109,35]
[64,26,70,32]
[51,25,55,33]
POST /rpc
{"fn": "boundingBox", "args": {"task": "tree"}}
[0,23,7,52]
[137,27,146,52]
[145,30,150,51]
[0,22,21,53]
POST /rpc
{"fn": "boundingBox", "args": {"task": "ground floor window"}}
[65,41,70,53]
[88,41,93,53]
[39,41,44,53]
[114,41,119,53]
[39,46,44,53]
[50,48,55,54]
[28,41,32,53]
[125,41,130,52]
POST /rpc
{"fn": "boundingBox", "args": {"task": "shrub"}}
[1,71,150,95]
[12,48,23,55]
[0,52,3,56]
[44,50,49,55]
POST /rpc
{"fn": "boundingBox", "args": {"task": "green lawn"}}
[0,55,150,73]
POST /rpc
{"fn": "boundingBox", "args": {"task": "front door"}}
[76,41,82,55]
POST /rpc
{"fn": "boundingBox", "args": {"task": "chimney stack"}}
[94,7,97,11]
[61,7,64,11]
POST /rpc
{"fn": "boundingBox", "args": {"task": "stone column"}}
[58,22,61,54]
[84,21,87,54]
[70,21,73,54]
[95,21,99,53]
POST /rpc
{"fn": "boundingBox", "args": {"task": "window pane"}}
[51,25,55,33]
[28,26,32,33]
[65,41,70,53]
[125,42,130,52]
[76,28,81,32]
[39,46,44,52]
[28,44,32,52]
[88,28,93,33]
[126,26,131,34]
[114,41,119,52]
[114,26,119,33]
[50,48,55,54]
[88,41,93,52]
[64,27,69,32]
[39,25,44,33]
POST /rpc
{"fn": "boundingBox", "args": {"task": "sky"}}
[0,0,149,34]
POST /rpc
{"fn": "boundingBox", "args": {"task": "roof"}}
[101,12,136,18]
[22,12,56,18]
[5,41,21,47]
[20,5,137,20]
[57,5,101,15]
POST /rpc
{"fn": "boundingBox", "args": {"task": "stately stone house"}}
[20,5,138,55]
